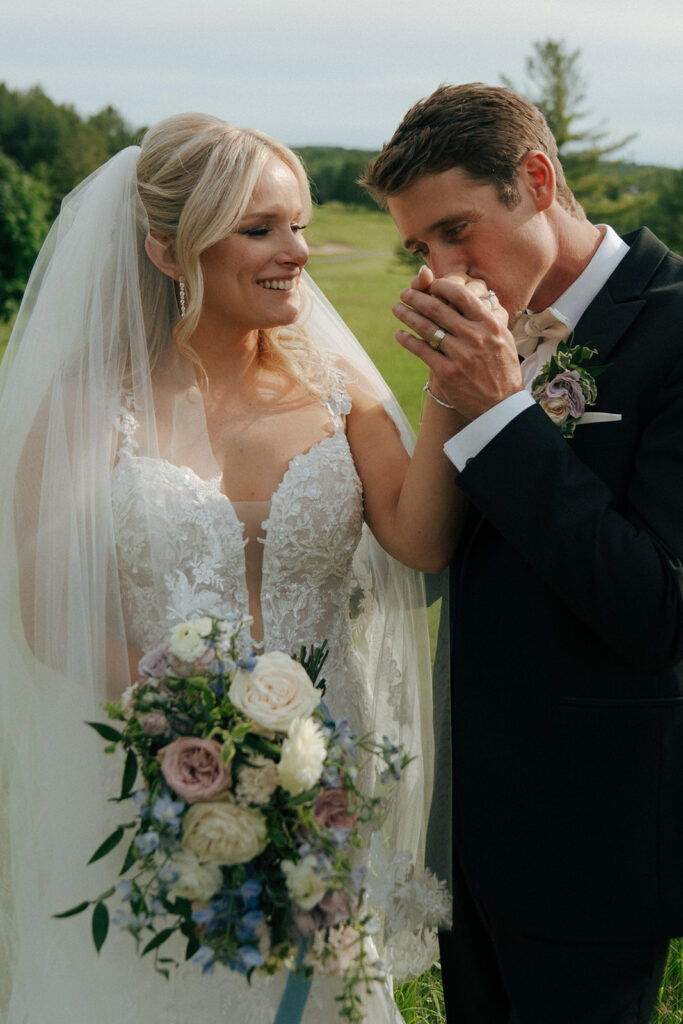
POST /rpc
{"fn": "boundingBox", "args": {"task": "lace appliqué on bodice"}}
[111,388,370,728]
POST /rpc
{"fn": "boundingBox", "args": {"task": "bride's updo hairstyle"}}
[136,113,321,387]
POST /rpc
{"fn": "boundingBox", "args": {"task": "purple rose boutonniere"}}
[531,340,609,438]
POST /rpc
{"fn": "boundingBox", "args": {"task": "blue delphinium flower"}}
[152,792,185,832]
[321,764,342,788]
[134,831,160,856]
[194,945,216,974]
[230,944,264,974]
[236,908,264,942]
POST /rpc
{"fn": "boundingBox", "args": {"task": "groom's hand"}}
[393,270,524,422]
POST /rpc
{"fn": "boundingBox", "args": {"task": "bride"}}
[0,113,462,1023]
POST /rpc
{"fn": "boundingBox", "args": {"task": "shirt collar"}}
[551,224,630,330]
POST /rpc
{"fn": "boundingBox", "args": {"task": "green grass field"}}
[2,203,682,1022]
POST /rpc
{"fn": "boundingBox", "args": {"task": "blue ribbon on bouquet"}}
[273,942,312,1024]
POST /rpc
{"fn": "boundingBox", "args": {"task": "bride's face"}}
[199,157,309,334]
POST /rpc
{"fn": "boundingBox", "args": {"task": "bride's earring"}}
[178,277,186,317]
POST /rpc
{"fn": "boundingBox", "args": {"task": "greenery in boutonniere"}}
[531,340,610,438]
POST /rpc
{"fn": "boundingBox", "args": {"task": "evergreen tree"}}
[502,39,652,233]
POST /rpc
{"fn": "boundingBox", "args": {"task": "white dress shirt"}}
[443,225,630,471]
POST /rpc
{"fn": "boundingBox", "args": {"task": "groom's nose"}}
[429,244,468,279]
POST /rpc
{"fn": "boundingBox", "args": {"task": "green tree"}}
[0,83,139,216]
[502,39,652,233]
[0,150,51,317]
[641,167,683,254]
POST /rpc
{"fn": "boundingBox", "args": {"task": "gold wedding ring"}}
[428,327,447,351]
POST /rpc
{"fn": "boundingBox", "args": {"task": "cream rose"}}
[182,799,267,865]
[278,717,327,796]
[540,395,571,426]
[165,848,223,902]
[229,651,319,733]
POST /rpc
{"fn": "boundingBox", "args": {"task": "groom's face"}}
[387,164,556,323]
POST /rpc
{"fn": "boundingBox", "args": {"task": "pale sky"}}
[4,0,682,167]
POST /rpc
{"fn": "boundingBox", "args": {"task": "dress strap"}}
[323,368,352,422]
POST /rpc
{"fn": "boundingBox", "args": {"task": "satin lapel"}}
[573,227,668,362]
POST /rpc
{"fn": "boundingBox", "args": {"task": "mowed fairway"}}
[305,202,425,428]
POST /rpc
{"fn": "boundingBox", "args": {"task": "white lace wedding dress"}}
[104,384,405,1024]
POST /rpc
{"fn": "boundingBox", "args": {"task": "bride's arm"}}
[346,378,467,573]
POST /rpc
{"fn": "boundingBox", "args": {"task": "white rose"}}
[165,848,223,902]
[169,620,210,662]
[277,717,327,796]
[282,855,328,910]
[229,651,320,733]
[182,798,267,865]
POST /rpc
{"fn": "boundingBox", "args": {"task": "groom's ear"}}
[519,151,556,212]
[144,232,180,280]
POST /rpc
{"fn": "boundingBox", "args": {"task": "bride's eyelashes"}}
[239,223,307,238]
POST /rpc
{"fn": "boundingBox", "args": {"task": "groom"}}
[364,84,683,1023]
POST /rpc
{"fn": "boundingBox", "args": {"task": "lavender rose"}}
[313,788,357,830]
[538,369,586,426]
[158,736,232,802]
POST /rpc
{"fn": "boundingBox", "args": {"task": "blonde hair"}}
[136,113,324,390]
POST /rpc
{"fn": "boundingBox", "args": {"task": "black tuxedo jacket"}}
[443,227,683,943]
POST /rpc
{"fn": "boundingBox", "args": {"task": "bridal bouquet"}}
[57,614,449,1021]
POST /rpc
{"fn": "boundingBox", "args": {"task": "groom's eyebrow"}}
[404,211,479,249]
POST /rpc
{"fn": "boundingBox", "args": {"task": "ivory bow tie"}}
[511,307,573,358]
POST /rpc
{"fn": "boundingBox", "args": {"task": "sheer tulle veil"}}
[0,145,441,1022]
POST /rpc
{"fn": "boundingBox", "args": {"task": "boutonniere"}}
[531,340,610,438]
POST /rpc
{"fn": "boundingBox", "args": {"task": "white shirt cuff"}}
[443,391,536,471]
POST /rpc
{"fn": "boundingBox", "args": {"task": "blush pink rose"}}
[158,737,231,802]
[313,788,357,830]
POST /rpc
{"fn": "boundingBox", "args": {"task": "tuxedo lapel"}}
[573,228,669,362]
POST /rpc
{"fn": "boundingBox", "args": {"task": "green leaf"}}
[53,900,91,919]
[185,933,200,960]
[92,901,109,953]
[119,749,138,799]
[142,927,176,956]
[119,839,138,875]
[86,721,124,743]
[88,825,125,865]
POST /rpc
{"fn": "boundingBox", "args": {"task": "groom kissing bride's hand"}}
[363,82,683,1024]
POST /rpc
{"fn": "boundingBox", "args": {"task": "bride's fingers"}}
[409,265,435,291]
[429,277,509,327]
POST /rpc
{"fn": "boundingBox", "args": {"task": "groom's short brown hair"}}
[362,83,582,216]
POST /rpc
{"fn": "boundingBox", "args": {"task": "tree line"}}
[1,41,681,320]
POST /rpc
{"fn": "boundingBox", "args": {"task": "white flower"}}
[282,855,328,910]
[169,619,210,662]
[277,717,327,796]
[194,616,214,638]
[121,683,138,719]
[235,755,279,806]
[182,798,267,865]
[229,651,319,733]
[307,922,362,975]
[163,848,223,902]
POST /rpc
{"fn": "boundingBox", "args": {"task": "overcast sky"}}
[4,0,682,167]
